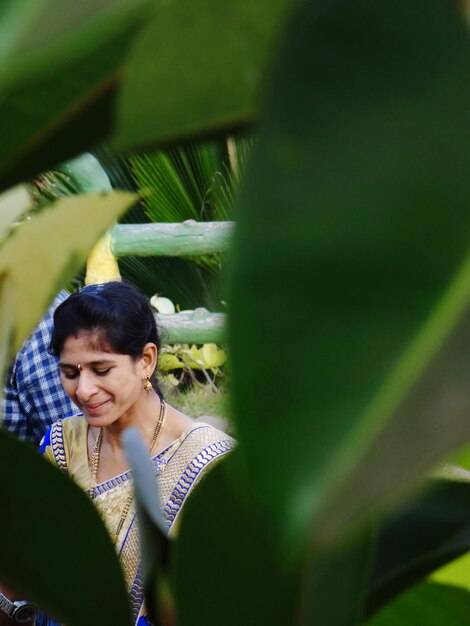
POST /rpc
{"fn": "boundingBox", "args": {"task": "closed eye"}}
[61,370,78,380]
[95,368,112,376]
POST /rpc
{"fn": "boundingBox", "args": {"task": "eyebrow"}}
[59,360,115,368]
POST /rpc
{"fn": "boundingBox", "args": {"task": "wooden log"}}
[111,221,234,257]
[156,309,226,344]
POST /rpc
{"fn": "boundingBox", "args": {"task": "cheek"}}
[60,375,76,397]
[107,372,138,398]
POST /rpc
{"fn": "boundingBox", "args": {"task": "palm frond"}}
[32,138,253,310]
[117,256,223,312]
[123,137,253,309]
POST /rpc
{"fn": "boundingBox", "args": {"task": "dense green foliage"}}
[35,140,251,310]
[0,1,470,626]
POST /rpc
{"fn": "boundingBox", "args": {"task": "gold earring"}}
[143,376,152,392]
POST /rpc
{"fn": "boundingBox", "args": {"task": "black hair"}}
[50,281,163,397]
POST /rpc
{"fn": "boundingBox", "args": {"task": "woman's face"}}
[58,330,151,428]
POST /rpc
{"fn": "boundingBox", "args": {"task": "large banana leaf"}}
[172,461,301,626]
[0,0,284,191]
[169,1,470,625]
[0,27,139,191]
[0,0,154,90]
[229,0,470,544]
[113,0,294,150]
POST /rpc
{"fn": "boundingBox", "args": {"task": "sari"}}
[40,416,235,625]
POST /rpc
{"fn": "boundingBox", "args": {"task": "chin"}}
[84,414,115,427]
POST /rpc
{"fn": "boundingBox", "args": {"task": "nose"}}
[75,372,98,403]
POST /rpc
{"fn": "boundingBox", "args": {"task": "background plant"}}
[28,138,251,310]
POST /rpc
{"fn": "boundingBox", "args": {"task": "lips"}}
[83,400,109,415]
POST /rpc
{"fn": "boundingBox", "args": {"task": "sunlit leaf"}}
[431,552,470,593]
[366,582,470,626]
[0,185,32,242]
[0,191,136,353]
[202,343,226,368]
[181,347,203,370]
[159,354,184,372]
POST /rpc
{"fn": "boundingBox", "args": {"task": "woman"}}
[40,282,235,625]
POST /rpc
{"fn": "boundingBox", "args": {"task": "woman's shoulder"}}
[166,417,234,456]
[160,418,235,479]
[183,418,235,447]
[160,404,234,459]
[159,418,235,532]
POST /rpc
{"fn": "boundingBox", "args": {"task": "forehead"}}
[60,330,115,359]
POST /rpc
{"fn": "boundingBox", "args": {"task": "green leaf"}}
[365,582,470,626]
[0,190,136,353]
[0,27,137,190]
[366,478,470,618]
[228,0,470,547]
[304,523,376,626]
[127,140,235,289]
[0,430,130,626]
[431,552,470,593]
[318,260,470,544]
[129,140,238,225]
[113,0,294,149]
[118,254,225,311]
[202,343,226,368]
[0,184,32,242]
[449,443,470,470]
[159,353,184,372]
[171,461,301,626]
[0,0,48,71]
[0,0,154,92]
[103,141,241,310]
[181,347,203,370]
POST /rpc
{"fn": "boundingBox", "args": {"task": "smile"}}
[83,400,109,414]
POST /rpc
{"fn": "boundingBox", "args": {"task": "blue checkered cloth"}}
[2,290,77,444]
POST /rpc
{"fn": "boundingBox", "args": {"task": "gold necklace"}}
[90,399,167,543]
